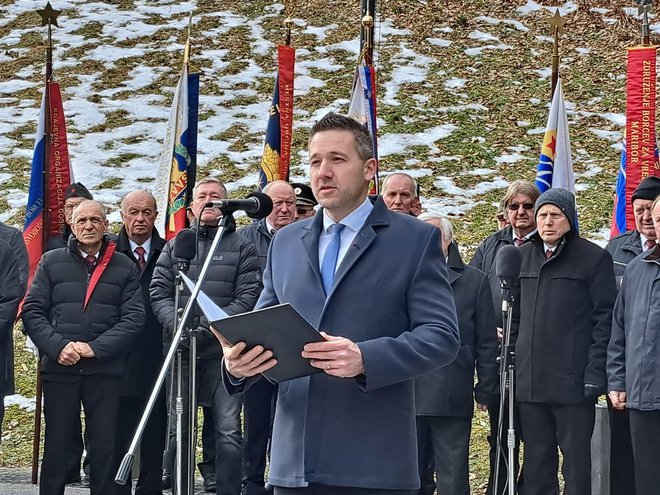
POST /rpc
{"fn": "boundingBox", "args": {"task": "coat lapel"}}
[330,199,389,298]
[301,212,325,292]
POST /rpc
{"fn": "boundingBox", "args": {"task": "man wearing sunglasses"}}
[469,179,540,495]
[292,182,317,221]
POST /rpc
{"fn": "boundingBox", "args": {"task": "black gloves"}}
[584,383,604,399]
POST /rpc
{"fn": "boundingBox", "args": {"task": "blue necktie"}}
[321,223,345,296]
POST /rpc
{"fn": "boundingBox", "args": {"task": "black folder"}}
[210,303,324,383]
[180,274,324,382]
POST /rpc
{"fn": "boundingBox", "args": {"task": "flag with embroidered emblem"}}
[258,45,295,190]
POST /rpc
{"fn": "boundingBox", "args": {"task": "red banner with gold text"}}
[47,81,72,238]
[278,45,295,182]
[625,47,659,229]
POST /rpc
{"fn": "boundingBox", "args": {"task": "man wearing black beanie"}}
[604,174,660,495]
[513,188,616,495]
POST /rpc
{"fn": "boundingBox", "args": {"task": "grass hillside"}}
[0,1,646,491]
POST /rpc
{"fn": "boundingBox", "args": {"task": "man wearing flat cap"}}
[513,188,616,495]
[605,175,660,495]
[607,176,660,281]
[48,182,94,250]
[291,182,317,221]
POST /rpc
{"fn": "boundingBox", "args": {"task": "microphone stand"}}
[493,281,517,495]
[116,213,235,494]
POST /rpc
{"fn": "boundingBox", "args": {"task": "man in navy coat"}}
[219,112,460,495]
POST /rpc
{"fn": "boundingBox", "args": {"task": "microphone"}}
[174,228,196,273]
[496,245,521,314]
[205,191,273,219]
[496,245,521,290]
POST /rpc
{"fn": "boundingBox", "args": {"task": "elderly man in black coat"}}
[514,189,616,495]
[151,177,261,495]
[22,200,144,495]
[115,190,167,495]
[415,215,499,495]
[470,179,540,495]
[0,222,27,438]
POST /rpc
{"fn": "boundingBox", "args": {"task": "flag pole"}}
[639,0,653,46]
[547,9,566,99]
[360,0,375,66]
[32,1,61,484]
[183,11,192,67]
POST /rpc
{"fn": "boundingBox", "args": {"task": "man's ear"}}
[364,158,377,182]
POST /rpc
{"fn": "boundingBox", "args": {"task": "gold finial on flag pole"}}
[284,17,293,46]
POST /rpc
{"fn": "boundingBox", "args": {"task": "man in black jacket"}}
[238,179,294,495]
[0,222,27,440]
[22,200,144,495]
[469,179,540,495]
[415,215,499,495]
[151,178,261,495]
[515,188,616,495]
[115,190,167,495]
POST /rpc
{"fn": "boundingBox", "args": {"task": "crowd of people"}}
[0,111,659,495]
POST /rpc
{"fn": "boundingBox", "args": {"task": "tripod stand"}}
[493,277,518,495]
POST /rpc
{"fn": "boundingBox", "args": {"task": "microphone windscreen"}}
[246,191,273,219]
[174,228,197,261]
[495,244,521,281]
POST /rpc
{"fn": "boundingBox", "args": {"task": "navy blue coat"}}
[247,198,459,490]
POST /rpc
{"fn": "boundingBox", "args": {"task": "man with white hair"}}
[381,173,421,216]
[415,213,499,495]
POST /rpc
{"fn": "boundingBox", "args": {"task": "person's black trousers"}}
[628,408,660,494]
[606,396,636,495]
[41,374,122,495]
[242,377,277,495]
[115,389,168,495]
[416,415,471,495]
[486,398,521,495]
[518,402,594,495]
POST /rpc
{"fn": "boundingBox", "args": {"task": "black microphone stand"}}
[494,280,517,495]
[116,212,235,495]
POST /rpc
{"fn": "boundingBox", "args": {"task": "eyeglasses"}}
[296,207,313,215]
[507,202,534,211]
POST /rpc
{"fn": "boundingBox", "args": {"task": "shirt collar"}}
[79,249,100,259]
[513,228,537,243]
[129,237,152,256]
[265,219,277,235]
[322,197,373,234]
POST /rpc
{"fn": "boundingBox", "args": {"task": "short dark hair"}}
[308,112,373,161]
